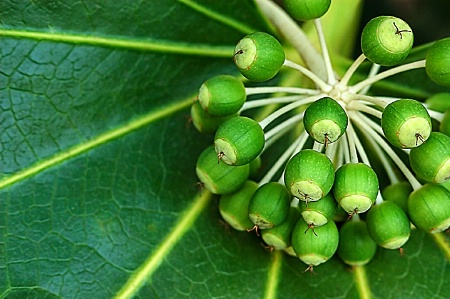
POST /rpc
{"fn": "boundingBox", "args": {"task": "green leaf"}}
[1,1,449,299]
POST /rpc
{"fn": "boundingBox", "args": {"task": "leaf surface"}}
[1,1,449,299]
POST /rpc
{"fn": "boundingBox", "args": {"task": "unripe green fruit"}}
[214,116,265,166]
[291,219,339,267]
[284,149,335,202]
[261,206,301,250]
[381,99,432,148]
[426,38,450,87]
[196,145,249,195]
[408,183,450,233]
[197,75,246,116]
[366,201,411,249]
[409,132,450,183]
[337,221,377,266]
[248,182,291,229]
[190,101,237,134]
[303,97,348,145]
[425,93,450,113]
[361,16,413,66]
[299,193,337,227]
[283,0,331,21]
[233,32,285,82]
[333,163,379,214]
[219,180,259,231]
[381,181,412,213]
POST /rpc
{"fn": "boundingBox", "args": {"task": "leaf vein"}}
[0,28,233,57]
[0,99,193,190]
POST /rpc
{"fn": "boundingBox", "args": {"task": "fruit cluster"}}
[192,0,450,271]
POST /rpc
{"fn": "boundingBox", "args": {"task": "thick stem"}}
[255,0,327,79]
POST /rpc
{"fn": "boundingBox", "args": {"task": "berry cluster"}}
[192,0,450,271]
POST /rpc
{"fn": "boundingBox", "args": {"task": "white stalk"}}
[347,101,383,119]
[255,0,327,79]
[360,63,381,95]
[338,53,367,88]
[313,19,336,85]
[349,60,426,94]
[350,111,422,190]
[428,109,444,122]
[241,95,306,111]
[245,86,320,96]
[348,120,371,166]
[258,94,322,129]
[343,93,388,109]
[259,131,309,186]
[264,113,304,144]
[283,59,331,92]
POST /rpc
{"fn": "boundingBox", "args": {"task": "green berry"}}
[190,101,237,134]
[333,163,379,214]
[425,93,450,113]
[291,219,339,267]
[408,183,450,233]
[261,206,301,250]
[196,145,249,194]
[214,116,265,166]
[426,38,450,87]
[283,0,331,21]
[303,97,348,145]
[284,149,335,202]
[366,201,411,249]
[233,32,285,82]
[198,75,246,116]
[381,181,412,213]
[248,182,291,229]
[299,192,337,227]
[337,221,377,266]
[361,16,413,66]
[409,132,450,183]
[381,99,432,148]
[219,180,259,231]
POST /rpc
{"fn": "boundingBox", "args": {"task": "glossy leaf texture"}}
[0,1,449,299]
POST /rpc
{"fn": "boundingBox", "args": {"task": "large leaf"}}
[1,1,449,299]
